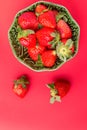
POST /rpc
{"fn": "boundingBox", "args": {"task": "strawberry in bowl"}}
[8,1,80,72]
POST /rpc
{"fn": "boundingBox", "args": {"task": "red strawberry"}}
[57,19,72,39]
[36,27,59,48]
[47,79,70,103]
[28,45,45,61]
[38,10,56,28]
[56,38,74,61]
[41,50,57,67]
[53,10,59,17]
[13,76,29,98]
[19,34,36,47]
[18,12,39,30]
[35,4,47,15]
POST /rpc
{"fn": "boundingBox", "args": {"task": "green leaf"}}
[20,76,29,84]
[35,12,40,17]
[56,96,61,102]
[59,55,67,62]
[50,97,55,104]
[49,32,60,48]
[22,84,26,88]
[56,12,68,22]
[50,32,56,37]
[17,26,22,32]
[14,76,29,87]
[65,39,74,49]
[47,83,55,89]
[18,29,35,39]
[35,55,43,67]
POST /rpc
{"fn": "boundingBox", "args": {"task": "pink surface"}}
[0,0,87,130]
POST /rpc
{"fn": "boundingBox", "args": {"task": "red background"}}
[0,0,87,130]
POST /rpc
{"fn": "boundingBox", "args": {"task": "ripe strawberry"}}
[38,10,56,28]
[57,19,72,39]
[35,4,47,15]
[36,27,60,48]
[56,39,74,61]
[13,76,29,98]
[36,27,54,47]
[53,10,59,17]
[28,45,45,61]
[41,50,57,67]
[18,12,39,30]
[19,34,36,47]
[47,79,70,103]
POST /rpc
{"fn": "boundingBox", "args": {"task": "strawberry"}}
[41,50,57,67]
[38,10,56,28]
[56,39,74,61]
[18,12,39,30]
[57,19,72,39]
[28,45,45,61]
[36,27,60,48]
[19,34,36,47]
[13,76,29,98]
[35,4,47,15]
[53,10,59,17]
[47,79,70,103]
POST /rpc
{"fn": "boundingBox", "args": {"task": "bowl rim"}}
[8,1,80,72]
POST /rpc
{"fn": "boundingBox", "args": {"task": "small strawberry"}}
[56,39,74,62]
[38,10,56,28]
[57,19,72,39]
[35,4,47,16]
[18,12,39,30]
[47,79,70,104]
[13,76,29,98]
[28,45,45,61]
[36,27,60,48]
[19,34,36,47]
[41,50,57,67]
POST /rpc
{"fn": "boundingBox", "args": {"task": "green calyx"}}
[17,26,35,39]
[47,83,61,104]
[56,39,74,62]
[35,55,43,67]
[14,76,29,88]
[35,8,49,17]
[56,12,68,22]
[35,6,51,17]
[49,32,60,48]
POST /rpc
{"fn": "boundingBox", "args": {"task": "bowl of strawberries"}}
[8,1,80,72]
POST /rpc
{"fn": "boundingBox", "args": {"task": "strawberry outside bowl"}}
[8,1,80,72]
